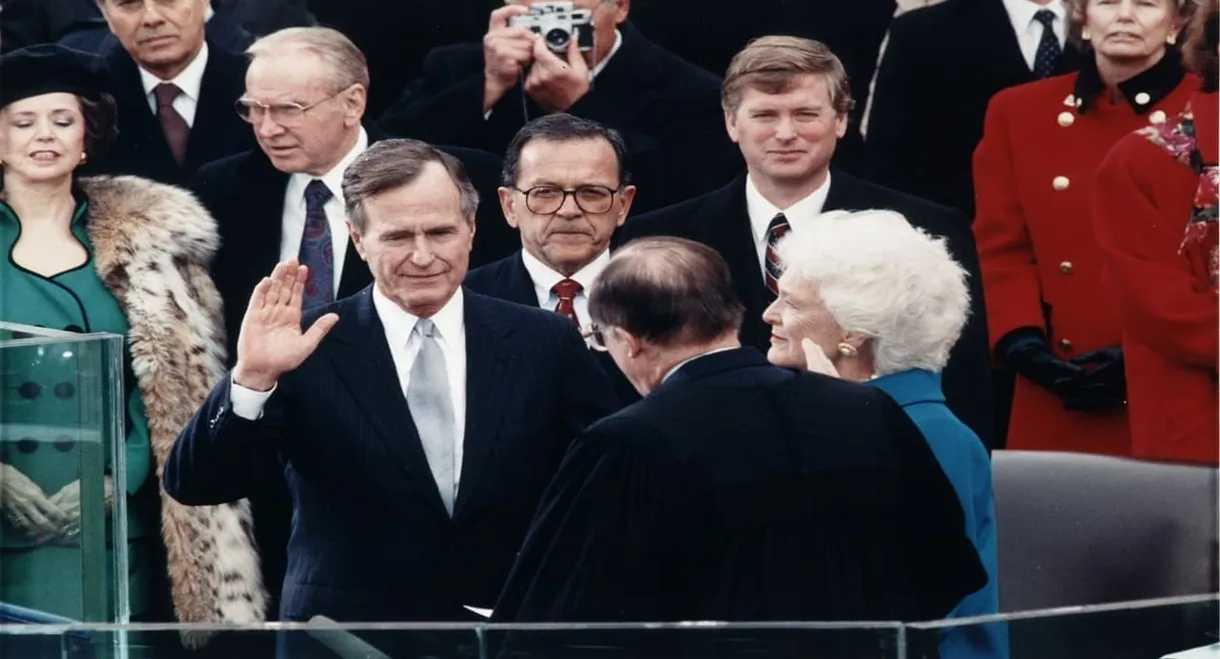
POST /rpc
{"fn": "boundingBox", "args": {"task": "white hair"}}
[246,27,370,91]
[775,209,970,376]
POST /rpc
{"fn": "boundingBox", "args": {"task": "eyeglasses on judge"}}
[513,185,621,215]
[581,324,612,352]
[234,88,346,127]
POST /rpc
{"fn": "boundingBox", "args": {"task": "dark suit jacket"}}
[376,21,741,214]
[85,40,256,187]
[864,0,1084,217]
[493,348,986,630]
[464,251,640,406]
[163,287,620,623]
[189,126,514,354]
[615,170,996,449]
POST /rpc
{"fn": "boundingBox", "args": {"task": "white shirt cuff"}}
[229,375,276,420]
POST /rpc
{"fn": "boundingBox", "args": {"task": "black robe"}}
[492,349,986,654]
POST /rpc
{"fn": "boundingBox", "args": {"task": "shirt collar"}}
[138,41,209,102]
[1001,0,1065,33]
[590,29,623,80]
[661,346,738,384]
[745,171,832,245]
[1072,47,1186,115]
[372,281,465,350]
[519,247,611,298]
[286,127,369,209]
[867,368,946,407]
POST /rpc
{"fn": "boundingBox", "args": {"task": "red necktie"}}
[552,278,583,329]
[154,82,189,166]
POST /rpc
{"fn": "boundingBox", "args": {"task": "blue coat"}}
[871,369,1007,659]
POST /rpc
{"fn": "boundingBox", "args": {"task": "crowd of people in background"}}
[0,0,1215,657]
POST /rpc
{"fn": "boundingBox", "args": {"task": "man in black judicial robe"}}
[492,237,986,633]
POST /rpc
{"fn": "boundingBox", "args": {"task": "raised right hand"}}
[482,4,537,111]
[0,462,66,538]
[233,260,339,391]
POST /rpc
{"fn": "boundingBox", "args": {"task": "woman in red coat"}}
[1092,0,1218,464]
[973,0,1199,455]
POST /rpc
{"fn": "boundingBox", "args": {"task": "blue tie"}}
[299,179,334,309]
[1032,10,1062,79]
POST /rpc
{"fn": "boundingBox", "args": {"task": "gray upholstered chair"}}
[992,450,1219,612]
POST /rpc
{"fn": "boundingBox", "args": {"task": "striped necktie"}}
[764,212,790,296]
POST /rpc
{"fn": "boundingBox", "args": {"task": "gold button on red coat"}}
[1058,111,1075,127]
[1059,261,1074,274]
[1053,176,1070,191]
[1058,338,1073,351]
[1150,110,1167,124]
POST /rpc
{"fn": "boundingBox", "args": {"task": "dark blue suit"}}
[164,287,620,628]
[85,40,256,187]
[464,251,640,406]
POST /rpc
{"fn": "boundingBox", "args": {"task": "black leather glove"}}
[997,328,1087,400]
[1063,346,1126,411]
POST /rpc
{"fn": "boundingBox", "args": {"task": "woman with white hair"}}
[763,209,1004,659]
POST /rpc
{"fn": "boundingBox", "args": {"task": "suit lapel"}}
[455,293,515,519]
[504,252,542,307]
[701,176,771,349]
[106,47,179,172]
[184,48,244,171]
[327,290,452,519]
[971,0,1038,88]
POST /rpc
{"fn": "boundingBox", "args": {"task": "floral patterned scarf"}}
[1138,101,1219,292]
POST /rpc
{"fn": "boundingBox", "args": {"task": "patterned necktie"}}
[405,318,457,516]
[1032,9,1062,79]
[764,212,791,296]
[153,83,189,166]
[299,180,335,309]
[552,278,583,329]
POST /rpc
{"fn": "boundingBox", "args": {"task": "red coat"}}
[973,53,1199,455]
[1092,90,1219,464]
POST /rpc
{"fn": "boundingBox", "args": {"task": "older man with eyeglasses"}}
[465,112,639,404]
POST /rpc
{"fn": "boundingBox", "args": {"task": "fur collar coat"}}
[79,175,266,646]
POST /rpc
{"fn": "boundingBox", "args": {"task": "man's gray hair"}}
[246,27,370,91]
[775,209,970,376]
[342,139,479,234]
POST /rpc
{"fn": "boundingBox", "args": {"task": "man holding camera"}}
[377,0,741,214]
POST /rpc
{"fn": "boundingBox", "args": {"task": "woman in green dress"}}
[0,44,266,646]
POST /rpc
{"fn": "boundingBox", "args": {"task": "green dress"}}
[0,196,157,620]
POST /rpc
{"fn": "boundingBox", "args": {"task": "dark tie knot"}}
[767,213,790,239]
[153,82,181,109]
[305,179,333,208]
[1033,9,1056,27]
[552,278,583,300]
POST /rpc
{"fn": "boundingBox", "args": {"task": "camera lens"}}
[545,28,570,50]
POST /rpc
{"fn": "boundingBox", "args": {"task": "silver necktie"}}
[405,318,456,515]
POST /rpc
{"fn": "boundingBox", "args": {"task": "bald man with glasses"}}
[465,113,639,405]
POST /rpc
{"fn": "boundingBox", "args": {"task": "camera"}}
[509,2,595,53]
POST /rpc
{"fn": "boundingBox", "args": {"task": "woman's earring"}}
[1166,33,1177,45]
[79,152,88,164]
[1081,28,1091,41]
[837,342,857,358]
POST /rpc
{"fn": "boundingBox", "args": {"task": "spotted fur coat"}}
[79,175,267,646]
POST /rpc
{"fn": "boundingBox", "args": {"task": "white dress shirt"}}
[1002,0,1067,71]
[745,172,832,276]
[138,42,209,127]
[484,28,624,120]
[229,285,470,493]
[280,128,370,298]
[519,248,610,329]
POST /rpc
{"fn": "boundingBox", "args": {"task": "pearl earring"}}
[1081,28,1091,40]
[837,342,857,358]
[1166,33,1177,45]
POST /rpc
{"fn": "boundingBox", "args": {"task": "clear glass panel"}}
[481,622,905,659]
[0,321,128,624]
[0,621,904,659]
[906,594,1220,659]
